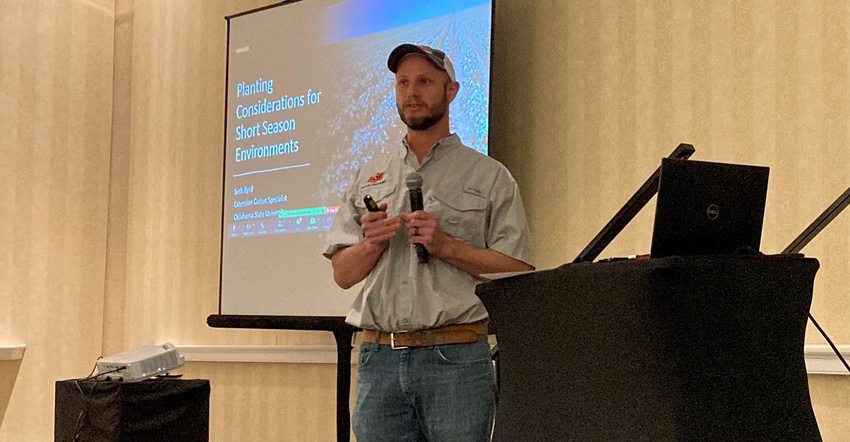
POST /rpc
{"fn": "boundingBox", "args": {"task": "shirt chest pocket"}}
[431,191,488,246]
[354,183,399,215]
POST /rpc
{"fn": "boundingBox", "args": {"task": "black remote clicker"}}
[363,195,380,212]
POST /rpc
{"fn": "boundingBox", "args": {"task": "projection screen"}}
[220,0,494,317]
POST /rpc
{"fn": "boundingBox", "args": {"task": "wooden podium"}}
[477,255,822,441]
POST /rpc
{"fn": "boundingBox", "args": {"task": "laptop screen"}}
[650,158,769,258]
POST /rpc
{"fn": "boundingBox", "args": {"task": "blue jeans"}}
[351,335,497,442]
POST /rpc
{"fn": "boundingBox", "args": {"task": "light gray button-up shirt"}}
[323,134,533,332]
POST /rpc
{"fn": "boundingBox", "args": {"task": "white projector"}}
[96,343,185,382]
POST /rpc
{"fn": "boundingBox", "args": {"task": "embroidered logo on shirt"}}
[367,172,385,184]
[464,186,484,197]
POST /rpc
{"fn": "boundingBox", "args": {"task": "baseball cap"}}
[387,44,456,82]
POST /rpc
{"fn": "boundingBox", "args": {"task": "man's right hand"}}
[331,202,401,289]
[360,202,402,252]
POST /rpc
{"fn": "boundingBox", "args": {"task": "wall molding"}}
[177,345,357,365]
[804,345,850,375]
[0,345,26,361]
[176,344,850,375]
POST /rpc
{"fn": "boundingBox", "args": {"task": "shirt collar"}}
[401,133,461,166]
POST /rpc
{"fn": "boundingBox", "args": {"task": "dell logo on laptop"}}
[706,204,720,220]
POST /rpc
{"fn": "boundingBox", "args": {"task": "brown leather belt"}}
[362,320,488,349]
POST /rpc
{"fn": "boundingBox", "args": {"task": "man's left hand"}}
[401,210,449,259]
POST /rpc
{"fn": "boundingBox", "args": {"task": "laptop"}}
[650,158,769,258]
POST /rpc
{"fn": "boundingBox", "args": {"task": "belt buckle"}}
[390,332,408,350]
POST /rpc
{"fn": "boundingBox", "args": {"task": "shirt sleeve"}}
[322,179,363,259]
[485,167,535,268]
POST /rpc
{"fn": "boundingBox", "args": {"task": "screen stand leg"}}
[333,327,356,442]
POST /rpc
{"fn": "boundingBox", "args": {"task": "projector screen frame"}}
[211,1,498,322]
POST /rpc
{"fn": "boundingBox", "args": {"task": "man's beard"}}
[398,93,448,131]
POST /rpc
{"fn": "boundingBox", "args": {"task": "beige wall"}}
[0,0,115,440]
[491,1,850,440]
[1,0,848,441]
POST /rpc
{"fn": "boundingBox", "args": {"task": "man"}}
[323,44,534,442]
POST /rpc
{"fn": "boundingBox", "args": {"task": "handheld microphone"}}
[405,172,429,264]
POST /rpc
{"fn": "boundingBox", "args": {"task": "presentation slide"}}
[221,0,493,316]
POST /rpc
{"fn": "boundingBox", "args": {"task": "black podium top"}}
[477,255,821,442]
